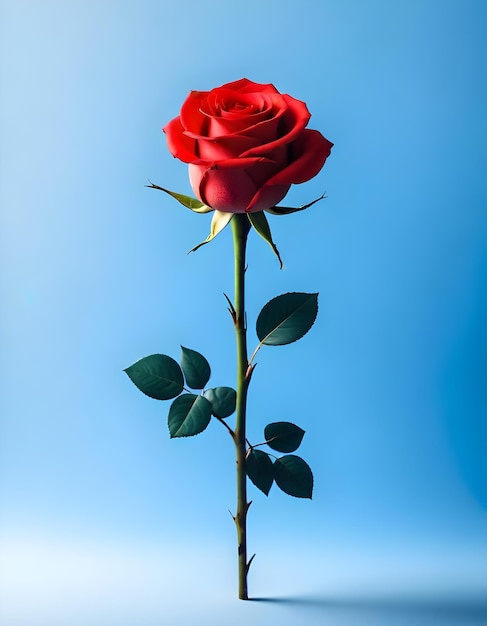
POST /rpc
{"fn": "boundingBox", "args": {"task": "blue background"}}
[1,1,486,624]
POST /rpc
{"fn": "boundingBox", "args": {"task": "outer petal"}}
[264,130,333,186]
[189,163,257,213]
[245,131,333,212]
[245,184,291,213]
[244,144,288,187]
[179,90,210,136]
[163,116,198,162]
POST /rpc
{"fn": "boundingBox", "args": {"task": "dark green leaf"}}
[147,183,213,213]
[247,211,283,268]
[256,292,318,346]
[264,421,305,453]
[180,346,211,389]
[203,387,236,418]
[168,394,212,438]
[274,455,313,499]
[246,449,274,496]
[124,354,184,400]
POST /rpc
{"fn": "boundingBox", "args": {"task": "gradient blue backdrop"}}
[1,1,486,624]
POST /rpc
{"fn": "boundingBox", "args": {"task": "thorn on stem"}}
[245,362,257,381]
[228,509,236,522]
[223,293,237,324]
[246,553,256,574]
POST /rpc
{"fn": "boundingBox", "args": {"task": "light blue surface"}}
[1,0,486,622]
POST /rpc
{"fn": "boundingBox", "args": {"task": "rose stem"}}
[231,213,251,600]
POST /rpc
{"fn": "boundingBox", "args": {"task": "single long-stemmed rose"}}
[125,79,333,599]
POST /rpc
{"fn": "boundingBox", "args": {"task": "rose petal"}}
[265,129,333,186]
[196,134,261,160]
[179,82,280,140]
[179,90,209,135]
[163,116,198,162]
[189,164,258,213]
[240,93,311,157]
[222,78,279,95]
[188,95,286,149]
[191,155,273,169]
[244,144,288,187]
[206,100,272,136]
[203,89,268,117]
[207,107,271,137]
[245,183,291,213]
[234,94,285,138]
[199,90,275,137]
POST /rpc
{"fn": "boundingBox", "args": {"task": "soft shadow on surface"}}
[250,593,487,624]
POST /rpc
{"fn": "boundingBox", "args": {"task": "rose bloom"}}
[163,78,333,214]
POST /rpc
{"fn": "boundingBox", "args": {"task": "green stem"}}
[231,213,251,600]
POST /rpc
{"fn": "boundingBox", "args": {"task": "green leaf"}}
[190,211,233,253]
[265,193,327,215]
[246,449,274,496]
[256,292,318,346]
[247,211,283,268]
[124,354,184,400]
[274,455,313,499]
[147,183,213,213]
[264,421,305,453]
[203,387,237,418]
[168,394,212,438]
[180,346,211,389]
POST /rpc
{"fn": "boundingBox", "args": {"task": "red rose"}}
[163,78,333,214]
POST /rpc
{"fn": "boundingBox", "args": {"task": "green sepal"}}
[180,346,211,389]
[189,211,233,253]
[264,421,305,453]
[274,454,313,499]
[203,387,237,418]
[256,292,318,346]
[247,211,283,268]
[124,354,184,400]
[246,449,274,496]
[168,393,212,438]
[147,182,213,213]
[265,192,327,215]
